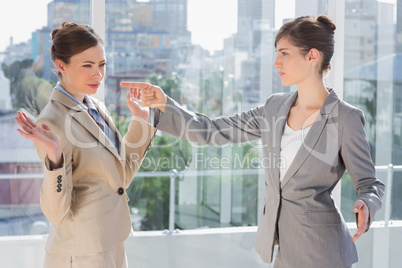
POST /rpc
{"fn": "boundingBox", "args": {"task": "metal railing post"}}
[384,164,394,227]
[168,169,178,234]
[372,164,393,268]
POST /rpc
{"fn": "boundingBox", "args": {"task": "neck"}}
[295,77,329,109]
[60,80,85,102]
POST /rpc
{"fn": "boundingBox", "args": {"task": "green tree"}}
[131,135,191,230]
[199,67,224,116]
[147,72,181,102]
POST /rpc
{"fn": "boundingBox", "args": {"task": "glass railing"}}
[0,164,397,236]
[0,165,399,268]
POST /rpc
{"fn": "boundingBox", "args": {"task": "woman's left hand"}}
[353,200,369,242]
[126,89,149,121]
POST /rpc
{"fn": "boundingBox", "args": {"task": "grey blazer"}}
[153,90,385,268]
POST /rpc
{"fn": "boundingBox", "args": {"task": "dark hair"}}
[275,15,336,74]
[50,22,104,77]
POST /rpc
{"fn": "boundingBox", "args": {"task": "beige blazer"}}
[153,90,385,268]
[35,89,156,256]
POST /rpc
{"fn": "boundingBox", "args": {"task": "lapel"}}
[271,91,298,189]
[50,89,122,161]
[280,90,340,188]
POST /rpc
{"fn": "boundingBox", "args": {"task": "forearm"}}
[341,109,385,228]
[153,97,262,145]
[123,116,156,187]
[40,153,73,225]
[47,149,63,170]
[33,123,73,226]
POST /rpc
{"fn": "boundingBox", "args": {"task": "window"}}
[1,0,401,267]
[342,0,399,221]
[0,0,400,263]
[0,0,91,236]
[103,0,285,231]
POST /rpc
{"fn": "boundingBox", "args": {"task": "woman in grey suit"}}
[122,15,385,268]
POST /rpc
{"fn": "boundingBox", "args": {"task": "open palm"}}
[127,89,149,121]
[15,111,61,161]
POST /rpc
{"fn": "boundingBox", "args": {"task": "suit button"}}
[57,175,62,179]
[57,179,62,183]
[117,187,124,195]
[57,184,62,188]
[57,188,62,193]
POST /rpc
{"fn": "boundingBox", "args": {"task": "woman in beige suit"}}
[15,22,155,268]
[121,15,385,267]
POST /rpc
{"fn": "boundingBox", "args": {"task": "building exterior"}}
[1,38,31,66]
[151,0,191,43]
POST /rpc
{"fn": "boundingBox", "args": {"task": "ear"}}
[307,48,320,64]
[55,59,67,74]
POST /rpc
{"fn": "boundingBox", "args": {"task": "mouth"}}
[278,72,285,77]
[87,83,100,89]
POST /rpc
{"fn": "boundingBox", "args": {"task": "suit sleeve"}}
[153,96,271,145]
[35,120,73,226]
[340,108,385,230]
[122,115,156,187]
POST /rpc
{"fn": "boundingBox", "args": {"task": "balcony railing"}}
[0,165,400,267]
[0,164,398,232]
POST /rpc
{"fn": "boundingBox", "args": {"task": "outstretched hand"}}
[126,89,149,121]
[353,200,369,242]
[14,111,62,169]
[120,82,168,113]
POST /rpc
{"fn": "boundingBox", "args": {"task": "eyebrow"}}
[82,60,106,64]
[276,48,290,52]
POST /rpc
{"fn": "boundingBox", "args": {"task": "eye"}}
[83,64,92,68]
[282,52,288,56]
[100,62,106,67]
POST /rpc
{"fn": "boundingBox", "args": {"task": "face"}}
[57,43,106,101]
[273,37,312,87]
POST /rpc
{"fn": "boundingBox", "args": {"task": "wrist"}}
[47,150,63,170]
[159,95,168,113]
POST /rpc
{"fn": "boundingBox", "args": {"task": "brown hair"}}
[275,15,336,74]
[50,22,104,77]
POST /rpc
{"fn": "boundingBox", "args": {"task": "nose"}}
[273,55,280,69]
[92,67,103,80]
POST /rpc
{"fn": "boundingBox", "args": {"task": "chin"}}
[87,88,99,95]
[281,79,295,87]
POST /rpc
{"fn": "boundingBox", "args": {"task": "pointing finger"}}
[120,82,152,89]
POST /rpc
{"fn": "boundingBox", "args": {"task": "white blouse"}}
[279,123,312,182]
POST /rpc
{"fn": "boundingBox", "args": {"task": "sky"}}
[0,0,295,53]
[0,0,51,52]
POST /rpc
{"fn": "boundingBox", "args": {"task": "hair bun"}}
[50,28,61,40]
[50,22,79,40]
[61,22,78,28]
[317,15,336,33]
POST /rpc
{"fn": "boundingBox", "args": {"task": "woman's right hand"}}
[120,82,168,113]
[15,111,62,169]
